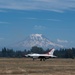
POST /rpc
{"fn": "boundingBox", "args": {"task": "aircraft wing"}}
[38,54,57,58]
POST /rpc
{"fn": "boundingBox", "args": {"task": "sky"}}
[0,0,75,49]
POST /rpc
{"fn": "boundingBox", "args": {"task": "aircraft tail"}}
[47,48,55,55]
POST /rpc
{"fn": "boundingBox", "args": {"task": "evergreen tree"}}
[30,46,44,54]
[65,49,74,59]
[2,47,7,57]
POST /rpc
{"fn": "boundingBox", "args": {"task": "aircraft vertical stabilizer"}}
[48,48,55,55]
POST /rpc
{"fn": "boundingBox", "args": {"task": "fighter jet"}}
[25,48,57,61]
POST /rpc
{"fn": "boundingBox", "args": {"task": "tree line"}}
[0,46,75,59]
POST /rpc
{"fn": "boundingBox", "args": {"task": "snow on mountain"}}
[14,34,63,49]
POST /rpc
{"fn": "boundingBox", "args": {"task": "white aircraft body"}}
[25,48,57,61]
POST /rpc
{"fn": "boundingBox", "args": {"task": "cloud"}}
[57,39,68,43]
[34,25,46,30]
[26,18,37,20]
[0,0,75,12]
[0,21,10,24]
[26,17,60,22]
[0,38,4,40]
[0,10,7,12]
[47,19,61,21]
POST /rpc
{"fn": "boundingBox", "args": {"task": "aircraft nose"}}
[25,55,28,57]
[25,54,30,57]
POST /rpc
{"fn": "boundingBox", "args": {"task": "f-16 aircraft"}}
[25,48,57,61]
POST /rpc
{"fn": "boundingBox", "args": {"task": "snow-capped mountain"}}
[14,34,63,50]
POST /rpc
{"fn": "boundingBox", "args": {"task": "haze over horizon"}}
[0,0,75,49]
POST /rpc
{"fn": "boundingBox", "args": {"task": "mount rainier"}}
[14,34,63,50]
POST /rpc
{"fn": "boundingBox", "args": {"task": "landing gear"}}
[33,58,35,61]
[40,58,42,61]
[40,58,46,61]
[43,58,46,61]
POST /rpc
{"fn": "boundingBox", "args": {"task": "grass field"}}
[0,58,75,75]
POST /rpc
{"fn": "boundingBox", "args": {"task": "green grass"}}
[0,58,75,75]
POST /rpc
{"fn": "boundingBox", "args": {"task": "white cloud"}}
[0,10,7,12]
[0,0,75,12]
[57,39,68,43]
[0,21,10,24]
[25,17,60,22]
[47,19,61,21]
[0,38,4,40]
[34,25,46,30]
[26,18,37,20]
